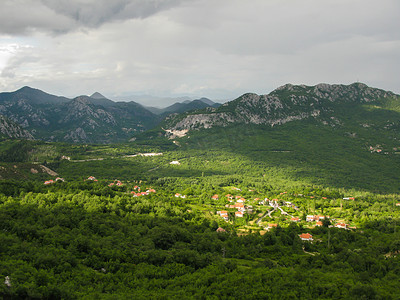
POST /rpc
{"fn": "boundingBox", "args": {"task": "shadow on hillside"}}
[181,111,400,193]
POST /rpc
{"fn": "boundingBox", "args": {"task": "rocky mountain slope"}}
[0,87,161,143]
[162,83,398,136]
[0,115,34,140]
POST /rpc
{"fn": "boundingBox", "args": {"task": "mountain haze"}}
[146,97,220,116]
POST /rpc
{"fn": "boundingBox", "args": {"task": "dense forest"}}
[1,132,400,298]
[0,179,399,299]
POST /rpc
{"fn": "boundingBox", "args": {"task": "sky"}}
[0,0,399,106]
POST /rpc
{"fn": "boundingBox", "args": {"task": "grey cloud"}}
[0,0,185,35]
[0,1,73,35]
[41,0,184,26]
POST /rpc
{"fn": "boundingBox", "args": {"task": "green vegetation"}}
[0,177,399,299]
[0,134,399,298]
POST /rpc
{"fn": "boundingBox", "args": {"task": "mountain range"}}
[0,87,219,143]
[162,82,397,134]
[0,83,399,145]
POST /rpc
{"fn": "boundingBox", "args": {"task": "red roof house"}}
[299,233,313,241]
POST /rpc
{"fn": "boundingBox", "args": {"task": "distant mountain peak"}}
[90,92,107,99]
[197,97,215,106]
[18,86,35,92]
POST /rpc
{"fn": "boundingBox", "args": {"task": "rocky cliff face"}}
[163,83,396,135]
[0,115,34,139]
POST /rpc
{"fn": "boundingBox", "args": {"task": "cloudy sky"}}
[0,0,399,105]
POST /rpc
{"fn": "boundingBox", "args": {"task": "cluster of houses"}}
[108,180,123,187]
[214,193,255,221]
[369,145,383,153]
[131,187,156,197]
[43,177,64,185]
[217,209,245,221]
[306,215,329,225]
[257,198,298,210]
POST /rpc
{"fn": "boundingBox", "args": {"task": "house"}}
[170,161,180,165]
[306,215,316,222]
[299,233,313,241]
[87,176,97,181]
[335,223,347,229]
[291,217,300,222]
[216,227,226,233]
[44,180,54,185]
[316,221,323,226]
[237,198,245,203]
[212,194,219,200]
[55,177,64,182]
[268,223,278,229]
[235,211,244,218]
[235,203,245,211]
[147,189,156,193]
[175,193,181,198]
[396,203,400,206]
[220,213,229,221]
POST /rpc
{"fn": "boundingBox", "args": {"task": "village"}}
[42,176,398,244]
[209,189,360,241]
